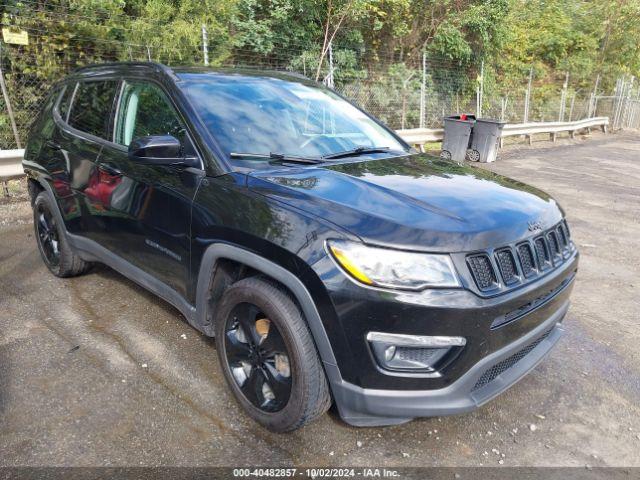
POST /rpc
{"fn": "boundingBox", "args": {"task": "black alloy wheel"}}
[224,303,292,412]
[214,276,331,432]
[35,201,61,268]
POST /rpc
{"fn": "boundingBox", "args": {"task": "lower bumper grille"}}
[472,328,553,391]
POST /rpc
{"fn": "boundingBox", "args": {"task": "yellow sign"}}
[2,28,29,45]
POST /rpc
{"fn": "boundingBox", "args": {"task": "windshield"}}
[178,73,407,162]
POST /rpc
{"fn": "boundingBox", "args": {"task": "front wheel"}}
[214,276,331,432]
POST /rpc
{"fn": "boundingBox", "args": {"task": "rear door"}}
[52,79,121,236]
[93,78,203,297]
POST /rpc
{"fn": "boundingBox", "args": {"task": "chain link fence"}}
[1,28,639,150]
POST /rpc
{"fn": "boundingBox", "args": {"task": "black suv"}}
[23,62,578,432]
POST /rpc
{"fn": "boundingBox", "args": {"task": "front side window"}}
[178,73,407,162]
[67,80,119,138]
[114,80,185,147]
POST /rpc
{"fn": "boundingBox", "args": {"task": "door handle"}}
[98,163,123,176]
[45,140,61,151]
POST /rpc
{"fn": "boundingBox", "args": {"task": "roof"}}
[70,61,313,83]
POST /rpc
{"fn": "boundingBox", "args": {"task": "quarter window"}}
[57,83,76,122]
[67,80,119,138]
[114,81,185,147]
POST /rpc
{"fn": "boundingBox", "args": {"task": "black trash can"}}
[441,114,476,162]
[467,118,505,163]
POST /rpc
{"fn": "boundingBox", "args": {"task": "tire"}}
[214,276,331,432]
[440,150,452,160]
[33,191,90,278]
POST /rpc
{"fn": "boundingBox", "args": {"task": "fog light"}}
[384,345,396,362]
[367,331,465,373]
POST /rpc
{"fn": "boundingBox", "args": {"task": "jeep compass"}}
[23,62,579,432]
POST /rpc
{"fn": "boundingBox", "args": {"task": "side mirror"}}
[128,135,199,168]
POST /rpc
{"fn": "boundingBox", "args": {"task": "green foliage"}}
[1,0,637,82]
[0,0,639,147]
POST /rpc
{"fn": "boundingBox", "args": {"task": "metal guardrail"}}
[398,116,610,150]
[500,116,609,145]
[395,127,444,146]
[0,117,611,183]
[0,149,25,181]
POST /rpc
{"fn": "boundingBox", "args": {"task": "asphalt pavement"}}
[1,131,639,467]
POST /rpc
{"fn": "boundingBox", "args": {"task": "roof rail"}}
[71,61,178,80]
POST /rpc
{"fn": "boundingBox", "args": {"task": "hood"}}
[247,153,564,252]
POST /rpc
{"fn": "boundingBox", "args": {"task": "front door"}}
[93,79,203,297]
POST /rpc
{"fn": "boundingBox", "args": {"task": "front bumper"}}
[330,300,567,426]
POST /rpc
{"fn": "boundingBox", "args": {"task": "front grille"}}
[534,237,550,270]
[548,231,560,258]
[465,220,573,294]
[517,243,535,277]
[467,254,497,290]
[472,328,553,391]
[495,249,518,284]
[557,225,568,249]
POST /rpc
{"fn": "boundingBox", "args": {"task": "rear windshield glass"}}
[178,73,406,161]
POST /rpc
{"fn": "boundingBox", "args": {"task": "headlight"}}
[327,239,460,290]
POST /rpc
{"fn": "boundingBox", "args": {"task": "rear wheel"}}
[214,276,331,432]
[33,191,90,277]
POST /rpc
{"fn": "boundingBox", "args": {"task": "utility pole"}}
[476,60,484,117]
[589,74,600,117]
[631,89,640,129]
[559,72,569,121]
[622,76,635,128]
[0,45,21,149]
[419,50,426,128]
[500,96,507,121]
[568,93,575,121]
[613,76,626,130]
[0,42,20,197]
[480,60,484,118]
[524,67,533,123]
[326,41,334,88]
[202,24,209,66]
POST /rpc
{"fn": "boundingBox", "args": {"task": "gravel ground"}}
[0,131,639,467]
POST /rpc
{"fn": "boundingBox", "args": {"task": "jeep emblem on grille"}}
[528,221,543,232]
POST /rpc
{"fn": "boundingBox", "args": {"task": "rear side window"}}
[68,80,119,138]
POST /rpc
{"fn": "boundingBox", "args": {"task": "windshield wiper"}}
[230,152,322,165]
[321,146,392,160]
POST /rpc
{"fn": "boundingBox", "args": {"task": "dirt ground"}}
[1,131,639,467]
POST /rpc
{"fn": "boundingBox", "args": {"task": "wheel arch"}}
[195,243,343,386]
[27,176,45,205]
[26,174,68,232]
